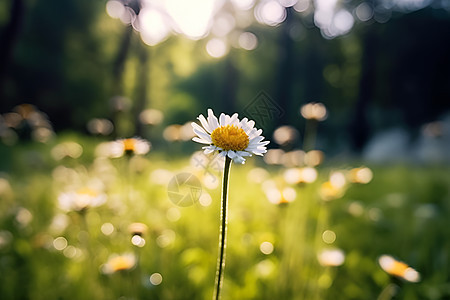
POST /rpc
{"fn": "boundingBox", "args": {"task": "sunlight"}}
[206,38,228,58]
[139,7,171,46]
[255,0,286,26]
[165,0,222,39]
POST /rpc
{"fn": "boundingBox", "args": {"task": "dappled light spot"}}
[273,125,299,146]
[109,96,131,112]
[260,241,274,255]
[199,193,213,207]
[32,127,54,143]
[320,181,345,201]
[165,0,218,39]
[139,8,171,46]
[149,273,163,285]
[51,142,83,160]
[256,259,275,277]
[180,122,196,141]
[202,174,220,190]
[87,118,114,136]
[284,167,318,184]
[333,10,354,34]
[106,1,125,19]
[131,235,146,247]
[347,201,364,217]
[317,248,345,266]
[300,167,318,183]
[294,0,311,12]
[63,245,81,259]
[284,168,303,184]
[230,0,255,10]
[304,150,324,167]
[348,167,373,184]
[281,150,305,167]
[15,208,33,227]
[368,207,382,222]
[101,223,115,236]
[355,2,373,21]
[329,171,346,189]
[255,0,286,26]
[150,169,174,186]
[385,193,406,207]
[0,178,12,196]
[263,181,296,205]
[247,167,269,184]
[322,230,336,244]
[0,230,13,249]
[206,38,229,58]
[156,230,176,248]
[238,32,258,50]
[163,125,182,141]
[139,109,164,126]
[263,149,285,165]
[212,13,236,37]
[49,214,70,235]
[279,0,298,8]
[53,236,68,251]
[166,207,181,222]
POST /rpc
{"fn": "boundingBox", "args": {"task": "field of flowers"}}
[0,134,449,300]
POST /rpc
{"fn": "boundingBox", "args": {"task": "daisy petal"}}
[207,109,219,130]
[193,129,212,142]
[192,137,211,144]
[197,114,212,133]
[219,113,226,126]
[229,113,239,125]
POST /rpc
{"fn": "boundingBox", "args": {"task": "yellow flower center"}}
[122,139,137,152]
[109,256,135,272]
[77,187,98,197]
[211,125,249,151]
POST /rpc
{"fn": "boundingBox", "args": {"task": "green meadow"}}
[0,137,448,300]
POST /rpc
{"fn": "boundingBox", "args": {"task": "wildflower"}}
[191,109,269,300]
[58,187,107,212]
[300,102,327,121]
[348,167,373,184]
[102,253,136,274]
[120,137,151,155]
[96,137,151,158]
[191,109,269,164]
[378,255,420,282]
[128,222,148,236]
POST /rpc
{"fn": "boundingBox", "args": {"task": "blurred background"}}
[0,0,449,299]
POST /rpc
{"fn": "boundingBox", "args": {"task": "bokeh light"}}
[255,0,287,26]
[260,241,274,255]
[317,248,345,266]
[206,38,229,58]
[150,273,163,285]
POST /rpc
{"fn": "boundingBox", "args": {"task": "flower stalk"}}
[213,156,232,300]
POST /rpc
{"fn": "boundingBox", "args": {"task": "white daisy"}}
[191,109,269,164]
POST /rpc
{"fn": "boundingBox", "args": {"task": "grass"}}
[0,136,449,300]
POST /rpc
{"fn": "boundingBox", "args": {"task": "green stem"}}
[213,156,232,300]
